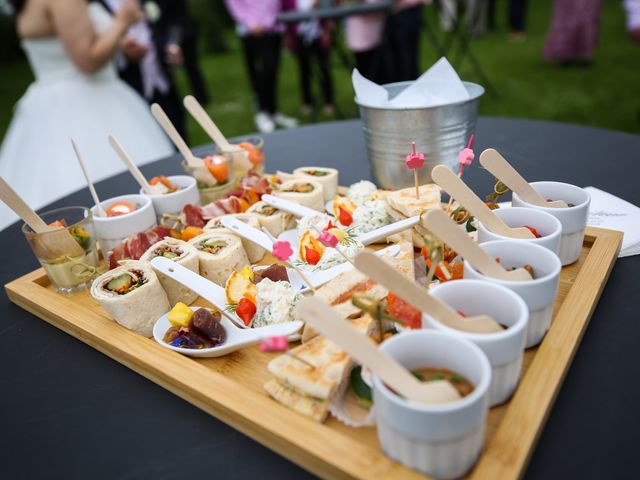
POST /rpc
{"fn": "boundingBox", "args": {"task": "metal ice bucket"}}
[356,81,484,190]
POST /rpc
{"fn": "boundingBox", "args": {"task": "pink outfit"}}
[224,0,282,32]
[345,0,386,52]
[544,0,602,61]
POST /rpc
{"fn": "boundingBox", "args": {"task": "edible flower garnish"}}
[259,336,289,352]
[272,240,294,262]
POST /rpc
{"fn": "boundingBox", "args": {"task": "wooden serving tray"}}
[5,226,622,479]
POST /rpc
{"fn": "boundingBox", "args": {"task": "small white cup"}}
[422,280,528,406]
[477,207,562,256]
[140,175,200,220]
[512,182,590,265]
[91,194,157,253]
[373,330,492,480]
[463,240,561,348]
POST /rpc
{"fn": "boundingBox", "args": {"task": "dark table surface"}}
[2,118,640,479]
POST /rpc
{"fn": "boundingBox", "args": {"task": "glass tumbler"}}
[22,206,100,294]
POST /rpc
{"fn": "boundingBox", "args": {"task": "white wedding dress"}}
[0,3,174,231]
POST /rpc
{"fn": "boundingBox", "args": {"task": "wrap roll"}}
[246,201,295,237]
[274,180,325,212]
[204,213,266,263]
[90,260,170,337]
[188,232,249,286]
[140,238,199,306]
[292,167,338,201]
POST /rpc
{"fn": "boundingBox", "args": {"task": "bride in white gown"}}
[0,0,174,230]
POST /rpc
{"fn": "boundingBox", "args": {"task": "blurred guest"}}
[543,0,603,65]
[625,0,640,43]
[345,0,387,83]
[99,0,186,138]
[439,0,487,37]
[225,0,298,133]
[0,0,173,230]
[382,0,427,83]
[154,0,210,104]
[283,0,335,117]
[508,0,527,40]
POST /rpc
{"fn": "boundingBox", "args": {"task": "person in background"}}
[225,0,298,133]
[98,0,186,139]
[543,0,603,65]
[625,0,640,43]
[0,0,174,230]
[439,0,488,37]
[508,0,527,41]
[154,0,210,104]
[345,0,387,83]
[382,0,427,83]
[283,0,335,117]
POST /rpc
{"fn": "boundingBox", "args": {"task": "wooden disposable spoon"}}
[71,139,106,217]
[422,209,532,281]
[354,250,503,333]
[479,149,567,208]
[0,177,84,258]
[150,103,217,186]
[108,135,165,195]
[182,96,252,171]
[297,297,462,405]
[431,165,535,239]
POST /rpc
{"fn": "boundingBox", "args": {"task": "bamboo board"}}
[5,226,622,479]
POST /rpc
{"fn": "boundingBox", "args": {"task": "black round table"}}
[2,118,639,479]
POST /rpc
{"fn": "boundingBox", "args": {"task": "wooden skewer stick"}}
[71,139,106,217]
[108,135,154,194]
[150,103,217,186]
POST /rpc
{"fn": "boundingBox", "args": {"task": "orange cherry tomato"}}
[48,219,67,228]
[203,156,229,183]
[236,297,257,326]
[181,226,204,242]
[304,246,321,265]
[238,142,264,166]
[338,206,353,226]
[106,201,136,217]
[149,175,176,191]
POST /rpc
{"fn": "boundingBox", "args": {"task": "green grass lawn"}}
[1,0,639,147]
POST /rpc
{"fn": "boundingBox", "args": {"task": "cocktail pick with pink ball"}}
[405,142,425,199]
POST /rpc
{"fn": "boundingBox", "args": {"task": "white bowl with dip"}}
[422,279,528,407]
[373,330,491,479]
[477,207,562,256]
[512,181,590,265]
[91,194,157,253]
[140,175,200,220]
[464,240,561,348]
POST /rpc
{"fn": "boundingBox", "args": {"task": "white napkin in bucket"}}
[353,57,470,108]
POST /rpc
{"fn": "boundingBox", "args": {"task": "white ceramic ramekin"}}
[477,207,562,256]
[91,194,157,253]
[140,175,200,219]
[373,330,492,480]
[422,280,528,407]
[463,240,561,348]
[512,181,590,265]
